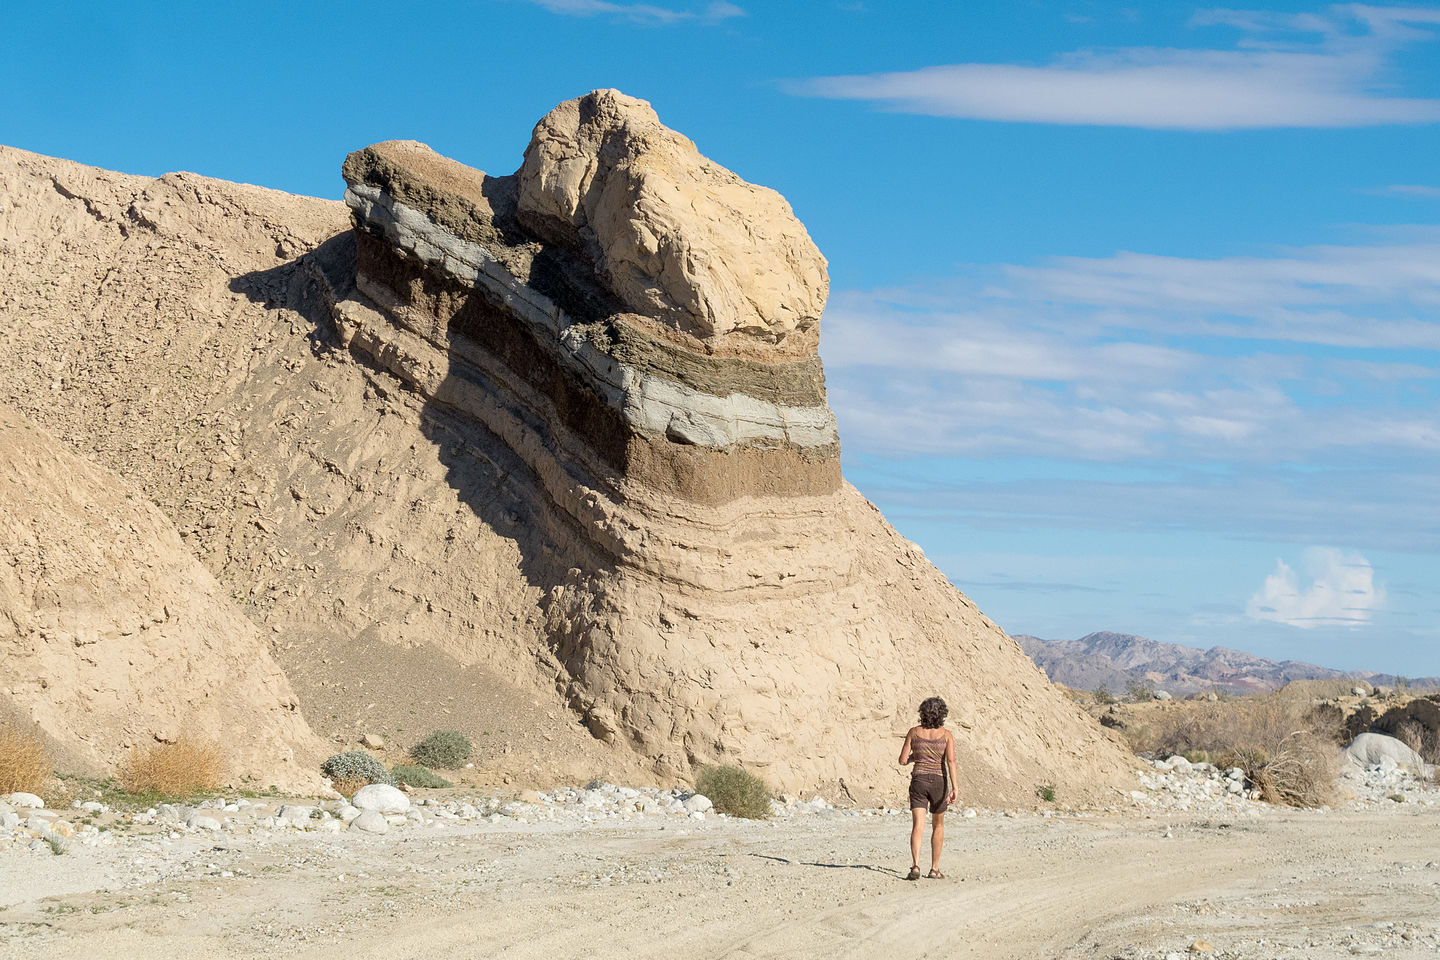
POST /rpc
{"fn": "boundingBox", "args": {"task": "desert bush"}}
[119,738,224,797]
[695,764,772,819]
[1125,678,1155,703]
[0,723,52,795]
[410,730,471,770]
[1036,784,1056,802]
[320,751,394,788]
[322,751,393,788]
[391,764,451,788]
[1093,685,1116,705]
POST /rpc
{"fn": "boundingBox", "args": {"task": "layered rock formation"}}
[330,90,1131,801]
[0,92,1133,803]
[0,406,325,790]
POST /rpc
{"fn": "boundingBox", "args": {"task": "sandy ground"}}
[4,803,1438,960]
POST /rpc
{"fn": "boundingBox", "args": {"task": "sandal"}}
[906,865,921,881]
[927,869,945,879]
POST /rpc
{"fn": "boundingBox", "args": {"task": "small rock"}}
[318,819,343,834]
[276,805,315,827]
[155,803,193,823]
[349,810,389,834]
[0,812,20,829]
[1154,690,1173,701]
[352,784,410,815]
[187,814,223,831]
[336,803,361,822]
[962,808,977,818]
[361,734,384,750]
[682,794,713,814]
[1189,940,1215,952]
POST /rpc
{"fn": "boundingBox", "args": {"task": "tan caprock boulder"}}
[517,89,829,345]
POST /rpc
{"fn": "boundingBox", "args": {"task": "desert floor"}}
[3,802,1438,960]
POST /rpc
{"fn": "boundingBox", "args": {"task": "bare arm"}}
[945,731,958,801]
[898,728,914,766]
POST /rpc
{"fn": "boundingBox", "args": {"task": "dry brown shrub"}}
[1421,728,1440,766]
[119,738,224,797]
[1122,694,1339,807]
[1395,719,1426,756]
[331,776,368,797]
[0,723,52,795]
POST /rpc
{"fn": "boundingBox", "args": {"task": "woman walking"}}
[899,696,958,880]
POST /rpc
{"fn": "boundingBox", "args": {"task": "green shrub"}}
[1036,784,1056,803]
[410,730,472,770]
[391,764,452,788]
[320,751,394,787]
[1093,684,1116,705]
[694,764,772,819]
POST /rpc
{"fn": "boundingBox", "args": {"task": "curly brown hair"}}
[918,696,948,729]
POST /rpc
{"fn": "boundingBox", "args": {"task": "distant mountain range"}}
[1017,631,1440,696]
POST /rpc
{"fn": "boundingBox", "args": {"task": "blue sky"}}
[5,1,1439,674]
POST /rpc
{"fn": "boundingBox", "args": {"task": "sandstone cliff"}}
[0,91,1132,803]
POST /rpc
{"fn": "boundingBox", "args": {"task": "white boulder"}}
[5,792,44,809]
[1344,732,1424,770]
[348,810,389,834]
[351,784,410,815]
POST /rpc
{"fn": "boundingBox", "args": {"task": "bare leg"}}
[910,807,924,868]
[930,812,946,873]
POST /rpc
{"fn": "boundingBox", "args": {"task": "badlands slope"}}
[0,91,1132,804]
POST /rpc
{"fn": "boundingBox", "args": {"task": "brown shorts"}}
[909,775,948,814]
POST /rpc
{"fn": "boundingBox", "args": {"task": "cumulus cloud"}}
[1246,547,1385,627]
[524,0,743,24]
[789,5,1440,129]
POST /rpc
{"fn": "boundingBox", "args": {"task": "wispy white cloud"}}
[790,4,1440,129]
[822,230,1440,463]
[1246,547,1385,627]
[1378,184,1440,199]
[524,0,743,24]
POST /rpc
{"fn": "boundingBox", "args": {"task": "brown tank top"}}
[911,731,947,778]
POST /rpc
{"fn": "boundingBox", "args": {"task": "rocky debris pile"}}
[1126,757,1266,814]
[1336,732,1438,808]
[1341,756,1438,808]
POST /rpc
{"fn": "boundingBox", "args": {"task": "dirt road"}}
[4,804,1438,959]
